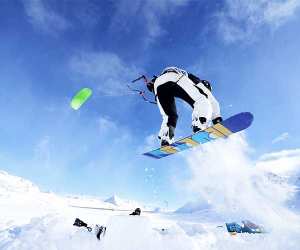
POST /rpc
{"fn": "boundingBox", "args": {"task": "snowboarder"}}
[146,66,222,146]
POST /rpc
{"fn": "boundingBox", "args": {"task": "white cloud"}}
[272,132,290,144]
[98,116,118,134]
[264,0,300,26]
[23,0,70,34]
[70,51,139,96]
[259,148,300,161]
[217,0,300,43]
[71,1,103,28]
[97,116,132,144]
[256,148,300,176]
[137,133,157,153]
[110,0,191,45]
[22,0,192,42]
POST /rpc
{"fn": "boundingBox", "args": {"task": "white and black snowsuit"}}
[153,67,221,143]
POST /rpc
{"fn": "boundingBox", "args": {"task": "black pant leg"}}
[156,82,178,128]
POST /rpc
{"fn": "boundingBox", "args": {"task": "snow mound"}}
[104,195,123,206]
[104,195,141,209]
[0,171,40,195]
[0,171,66,229]
[176,197,212,213]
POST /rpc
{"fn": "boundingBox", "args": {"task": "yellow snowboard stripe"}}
[180,138,199,146]
[205,127,224,138]
[160,146,178,154]
[213,123,232,136]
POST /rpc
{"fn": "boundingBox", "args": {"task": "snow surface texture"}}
[0,134,300,249]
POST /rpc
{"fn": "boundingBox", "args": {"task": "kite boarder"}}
[146,67,222,146]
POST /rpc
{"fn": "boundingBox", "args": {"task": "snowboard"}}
[143,112,253,159]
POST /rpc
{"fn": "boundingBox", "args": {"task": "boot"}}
[159,126,175,147]
[212,116,223,125]
[192,117,207,133]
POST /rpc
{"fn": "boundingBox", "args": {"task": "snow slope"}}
[0,171,66,229]
[0,171,200,250]
[1,135,300,249]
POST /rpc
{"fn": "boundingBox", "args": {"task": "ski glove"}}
[212,117,223,125]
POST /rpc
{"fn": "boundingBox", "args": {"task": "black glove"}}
[212,117,223,125]
[147,82,154,93]
[146,76,157,93]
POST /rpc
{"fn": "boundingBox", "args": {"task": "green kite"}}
[71,88,92,110]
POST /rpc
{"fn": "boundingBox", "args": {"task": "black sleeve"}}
[146,82,154,92]
[187,73,201,84]
[188,72,212,92]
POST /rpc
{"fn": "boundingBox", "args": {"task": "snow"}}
[0,171,65,229]
[104,194,142,209]
[176,198,212,213]
[0,170,39,194]
[184,135,299,219]
[1,135,300,249]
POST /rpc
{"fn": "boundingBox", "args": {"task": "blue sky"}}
[0,0,300,208]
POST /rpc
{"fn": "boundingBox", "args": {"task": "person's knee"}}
[193,98,213,120]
